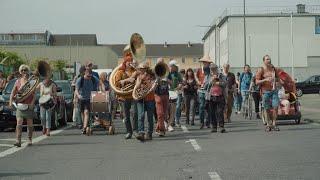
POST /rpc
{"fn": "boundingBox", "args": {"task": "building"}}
[106,42,203,70]
[0,31,118,70]
[202,4,320,81]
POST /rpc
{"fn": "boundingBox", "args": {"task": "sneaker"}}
[211,127,218,133]
[13,142,21,147]
[82,129,86,135]
[175,123,181,127]
[273,126,280,131]
[136,133,145,141]
[159,131,165,137]
[168,125,174,132]
[144,134,152,141]
[256,114,261,119]
[219,128,226,133]
[125,133,132,139]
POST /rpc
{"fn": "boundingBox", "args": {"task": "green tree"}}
[0,49,26,71]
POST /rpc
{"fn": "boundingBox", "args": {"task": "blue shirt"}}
[240,72,252,91]
[76,76,99,100]
[92,71,99,80]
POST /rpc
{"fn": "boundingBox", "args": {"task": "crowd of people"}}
[5,48,291,146]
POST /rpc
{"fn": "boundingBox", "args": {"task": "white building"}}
[202,4,320,81]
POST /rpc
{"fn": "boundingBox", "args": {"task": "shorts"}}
[262,90,279,110]
[16,109,34,120]
[79,99,91,112]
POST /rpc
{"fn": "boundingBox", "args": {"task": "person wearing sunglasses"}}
[9,65,36,147]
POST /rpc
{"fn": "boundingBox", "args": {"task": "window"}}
[193,57,197,63]
[315,76,320,82]
[182,57,185,64]
[316,16,320,34]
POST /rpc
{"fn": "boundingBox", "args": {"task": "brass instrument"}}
[109,33,145,96]
[132,62,169,100]
[15,61,51,103]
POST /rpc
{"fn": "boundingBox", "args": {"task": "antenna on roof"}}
[164,41,168,48]
[187,41,192,48]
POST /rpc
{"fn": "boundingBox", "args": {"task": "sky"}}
[0,0,319,44]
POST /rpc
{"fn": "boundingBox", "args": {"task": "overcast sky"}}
[0,0,318,44]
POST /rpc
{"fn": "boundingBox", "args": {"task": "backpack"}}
[79,76,97,90]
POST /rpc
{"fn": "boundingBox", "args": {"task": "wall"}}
[0,45,118,69]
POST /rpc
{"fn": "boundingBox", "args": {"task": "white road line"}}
[0,125,71,158]
[185,139,201,151]
[181,125,189,133]
[208,172,222,180]
[0,144,13,147]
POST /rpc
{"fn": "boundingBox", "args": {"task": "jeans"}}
[155,95,169,132]
[241,90,250,110]
[198,92,206,124]
[262,90,279,110]
[175,94,183,124]
[234,93,242,112]
[137,100,155,135]
[123,99,138,134]
[131,101,138,132]
[40,106,52,129]
[252,92,261,113]
[185,94,196,123]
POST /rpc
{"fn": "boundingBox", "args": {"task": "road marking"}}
[181,125,189,133]
[208,172,222,180]
[185,139,201,151]
[0,125,71,158]
[0,144,13,147]
[311,123,320,126]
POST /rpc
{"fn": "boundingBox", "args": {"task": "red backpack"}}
[210,85,223,97]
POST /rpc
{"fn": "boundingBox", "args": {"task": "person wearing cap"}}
[135,63,156,141]
[9,64,36,147]
[221,63,236,123]
[196,55,213,129]
[167,60,183,130]
[154,58,170,137]
[205,63,227,133]
[85,60,99,80]
[114,45,138,139]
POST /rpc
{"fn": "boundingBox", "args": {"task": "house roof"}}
[104,43,203,57]
[52,34,97,46]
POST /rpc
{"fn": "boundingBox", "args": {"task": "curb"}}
[304,118,320,124]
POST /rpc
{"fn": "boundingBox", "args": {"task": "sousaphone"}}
[15,61,51,103]
[109,33,146,96]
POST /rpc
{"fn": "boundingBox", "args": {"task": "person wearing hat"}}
[197,55,213,129]
[9,64,36,147]
[205,63,227,133]
[167,60,183,130]
[135,62,156,141]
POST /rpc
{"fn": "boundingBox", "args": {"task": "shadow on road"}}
[0,172,49,177]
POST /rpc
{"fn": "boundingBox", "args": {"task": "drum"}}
[90,91,110,113]
[169,90,178,103]
[39,95,55,109]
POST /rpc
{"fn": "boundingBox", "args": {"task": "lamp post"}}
[243,0,247,66]
[290,13,294,79]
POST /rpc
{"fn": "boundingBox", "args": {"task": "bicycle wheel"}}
[248,94,253,120]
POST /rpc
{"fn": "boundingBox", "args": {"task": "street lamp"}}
[243,0,247,66]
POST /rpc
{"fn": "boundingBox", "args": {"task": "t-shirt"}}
[76,76,99,100]
[155,79,169,96]
[240,72,252,91]
[167,72,182,91]
[183,79,197,96]
[222,72,236,90]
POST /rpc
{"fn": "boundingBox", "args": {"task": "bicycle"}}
[241,90,254,120]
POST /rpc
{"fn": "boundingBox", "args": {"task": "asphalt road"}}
[0,94,319,180]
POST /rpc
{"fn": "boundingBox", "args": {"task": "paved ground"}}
[0,94,319,180]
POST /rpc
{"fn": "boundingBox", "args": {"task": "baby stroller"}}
[261,71,302,124]
[86,91,115,135]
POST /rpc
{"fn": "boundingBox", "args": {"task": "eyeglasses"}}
[266,58,271,60]
[21,69,28,72]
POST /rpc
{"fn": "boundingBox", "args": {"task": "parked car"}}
[55,80,73,122]
[295,75,320,97]
[0,78,66,131]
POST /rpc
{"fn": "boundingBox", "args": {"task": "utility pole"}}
[290,13,294,80]
[243,0,247,66]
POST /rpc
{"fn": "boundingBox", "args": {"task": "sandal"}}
[265,126,272,132]
[273,126,280,131]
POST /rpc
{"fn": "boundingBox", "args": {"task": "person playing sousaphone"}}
[114,45,138,139]
[9,65,36,147]
[37,75,57,136]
